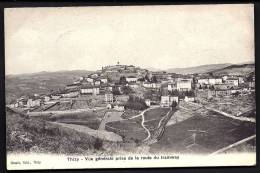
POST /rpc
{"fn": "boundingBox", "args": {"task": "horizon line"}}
[5,61,255,76]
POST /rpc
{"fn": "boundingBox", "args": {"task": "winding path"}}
[128,106,160,142]
[142,113,151,141]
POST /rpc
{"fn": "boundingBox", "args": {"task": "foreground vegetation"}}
[6,110,121,155]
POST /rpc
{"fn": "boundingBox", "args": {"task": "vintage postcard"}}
[5,4,255,170]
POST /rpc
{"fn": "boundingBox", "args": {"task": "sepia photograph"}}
[4,4,256,170]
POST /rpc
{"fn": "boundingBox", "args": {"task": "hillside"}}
[209,63,255,76]
[5,70,92,104]
[166,63,232,74]
[6,109,103,154]
[6,108,132,155]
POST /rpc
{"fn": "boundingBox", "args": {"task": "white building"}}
[208,78,222,85]
[105,93,113,103]
[27,99,41,108]
[168,83,177,91]
[151,83,161,89]
[126,77,138,83]
[177,78,193,82]
[145,99,151,107]
[238,77,245,84]
[100,78,108,83]
[94,80,101,86]
[226,78,239,86]
[81,87,100,95]
[143,82,152,88]
[9,102,19,108]
[79,77,84,81]
[222,75,228,81]
[198,79,209,85]
[44,96,50,102]
[114,105,125,111]
[143,82,160,89]
[128,83,139,89]
[51,95,61,100]
[184,96,195,102]
[61,91,79,98]
[86,77,94,83]
[161,96,178,107]
[177,80,192,91]
[198,78,222,86]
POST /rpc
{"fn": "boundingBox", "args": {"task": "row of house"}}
[160,95,195,107]
[168,79,192,92]
[197,76,243,87]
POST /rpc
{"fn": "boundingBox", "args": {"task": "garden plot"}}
[205,93,255,116]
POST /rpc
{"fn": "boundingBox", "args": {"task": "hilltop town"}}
[8,62,255,113]
[6,62,256,155]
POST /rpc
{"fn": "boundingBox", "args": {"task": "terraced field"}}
[150,113,255,154]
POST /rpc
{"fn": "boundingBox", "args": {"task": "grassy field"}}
[105,119,147,143]
[221,137,256,153]
[150,113,255,154]
[143,108,170,121]
[105,125,147,143]
[106,119,143,131]
[144,120,161,130]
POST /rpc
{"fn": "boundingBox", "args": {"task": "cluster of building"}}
[8,63,255,111]
[158,71,255,107]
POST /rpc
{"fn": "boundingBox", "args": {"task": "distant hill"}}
[146,67,162,72]
[5,70,92,104]
[6,70,92,78]
[166,63,232,74]
[209,63,255,76]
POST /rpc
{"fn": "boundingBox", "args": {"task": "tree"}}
[112,87,121,95]
[119,76,127,85]
[151,76,157,83]
[171,101,177,109]
[144,74,150,82]
[125,96,148,110]
[122,86,133,95]
[138,78,145,82]
[171,89,179,96]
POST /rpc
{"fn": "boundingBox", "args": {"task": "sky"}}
[5,4,254,75]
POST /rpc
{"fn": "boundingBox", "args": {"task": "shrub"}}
[94,138,103,150]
